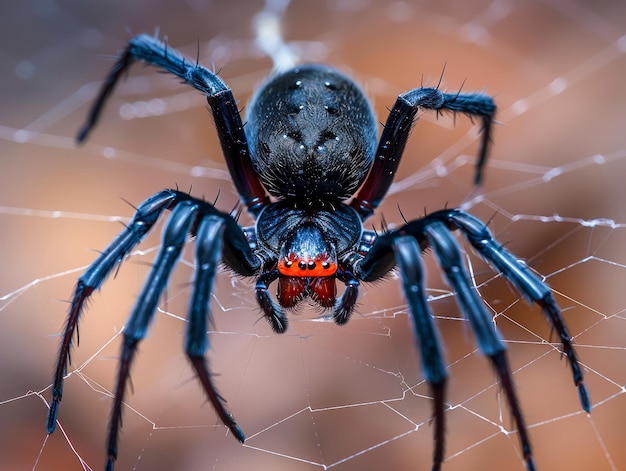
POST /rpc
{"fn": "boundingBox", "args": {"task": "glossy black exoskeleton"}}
[48,34,589,471]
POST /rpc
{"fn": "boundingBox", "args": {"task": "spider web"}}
[1,1,625,470]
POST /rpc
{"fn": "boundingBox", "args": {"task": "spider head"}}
[276,223,338,308]
[277,224,338,277]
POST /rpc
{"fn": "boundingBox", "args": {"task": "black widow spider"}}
[46,34,590,471]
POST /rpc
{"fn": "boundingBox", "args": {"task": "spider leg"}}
[442,209,591,413]
[391,236,447,471]
[185,215,245,442]
[424,222,535,471]
[106,201,199,471]
[77,33,269,215]
[355,234,448,469]
[47,190,179,434]
[351,87,495,219]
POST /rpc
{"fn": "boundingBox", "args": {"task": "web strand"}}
[1,1,625,470]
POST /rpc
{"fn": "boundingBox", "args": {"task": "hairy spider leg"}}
[185,215,245,442]
[47,190,179,435]
[76,33,269,215]
[104,201,258,470]
[48,189,261,470]
[359,226,535,471]
[391,236,448,470]
[105,202,200,470]
[424,222,534,471]
[353,207,590,469]
[441,209,591,412]
[350,87,495,220]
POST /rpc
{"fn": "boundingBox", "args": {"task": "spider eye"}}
[277,225,338,277]
[287,130,303,141]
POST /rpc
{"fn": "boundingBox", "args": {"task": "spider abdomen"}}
[246,64,377,203]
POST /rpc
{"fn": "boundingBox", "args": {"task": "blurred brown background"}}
[1,1,625,470]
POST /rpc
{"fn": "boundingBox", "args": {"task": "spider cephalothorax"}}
[47,34,590,471]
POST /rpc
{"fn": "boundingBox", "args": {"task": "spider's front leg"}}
[387,208,592,469]
[47,189,180,434]
[423,222,535,471]
[103,200,260,470]
[355,222,536,470]
[387,236,448,470]
[184,215,246,443]
[105,201,201,470]
[437,209,591,412]
[47,189,260,470]
[354,233,448,469]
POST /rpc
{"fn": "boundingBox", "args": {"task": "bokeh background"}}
[1,1,625,470]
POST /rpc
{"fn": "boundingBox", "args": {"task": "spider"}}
[46,34,590,471]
